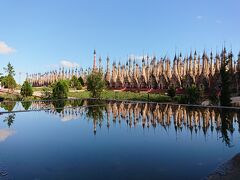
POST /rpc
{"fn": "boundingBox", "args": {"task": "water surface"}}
[0,100,239,179]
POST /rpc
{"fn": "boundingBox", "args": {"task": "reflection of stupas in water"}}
[37,100,240,139]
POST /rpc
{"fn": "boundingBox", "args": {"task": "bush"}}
[167,86,176,99]
[20,81,33,97]
[78,76,85,86]
[209,87,219,105]
[52,80,69,99]
[70,75,82,90]
[185,85,201,104]
[87,72,105,98]
[174,95,188,104]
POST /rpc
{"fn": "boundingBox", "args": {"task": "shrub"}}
[87,72,105,98]
[167,86,176,99]
[185,85,201,104]
[209,87,219,105]
[20,81,33,97]
[175,95,188,104]
[70,75,82,90]
[78,76,85,86]
[52,80,69,99]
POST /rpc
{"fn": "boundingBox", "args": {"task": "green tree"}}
[20,81,33,97]
[87,72,105,98]
[185,85,201,104]
[220,58,231,106]
[3,62,15,76]
[52,80,69,99]
[2,75,17,90]
[167,86,176,99]
[209,86,219,105]
[70,75,82,90]
[78,76,85,86]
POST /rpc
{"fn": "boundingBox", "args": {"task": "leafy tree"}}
[220,57,231,106]
[209,86,219,105]
[167,86,176,99]
[87,72,105,98]
[2,75,17,90]
[20,81,33,97]
[78,76,85,86]
[185,85,201,104]
[70,75,82,90]
[3,62,15,76]
[52,80,69,99]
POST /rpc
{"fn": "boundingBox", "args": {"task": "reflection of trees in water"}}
[85,100,106,135]
[220,109,235,147]
[21,101,32,110]
[52,100,66,113]
[0,101,16,112]
[3,113,16,127]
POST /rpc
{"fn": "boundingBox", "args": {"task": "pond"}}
[0,100,240,179]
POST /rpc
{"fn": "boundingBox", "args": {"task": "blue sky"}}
[0,0,239,83]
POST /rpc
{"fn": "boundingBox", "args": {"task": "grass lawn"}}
[69,90,172,102]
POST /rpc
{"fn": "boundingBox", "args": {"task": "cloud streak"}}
[0,41,15,54]
[60,60,79,68]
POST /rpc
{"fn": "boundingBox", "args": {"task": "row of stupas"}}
[27,48,240,93]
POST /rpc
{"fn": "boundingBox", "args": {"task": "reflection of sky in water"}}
[0,101,239,179]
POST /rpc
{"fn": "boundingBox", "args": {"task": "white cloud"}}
[60,60,79,68]
[129,54,154,61]
[196,15,203,20]
[0,41,16,54]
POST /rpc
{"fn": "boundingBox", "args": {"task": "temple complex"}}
[27,48,240,94]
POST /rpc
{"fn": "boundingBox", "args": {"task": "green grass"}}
[69,90,172,102]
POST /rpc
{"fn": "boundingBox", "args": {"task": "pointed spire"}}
[93,49,97,71]
[174,53,177,61]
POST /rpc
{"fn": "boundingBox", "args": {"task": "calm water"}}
[0,100,240,180]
